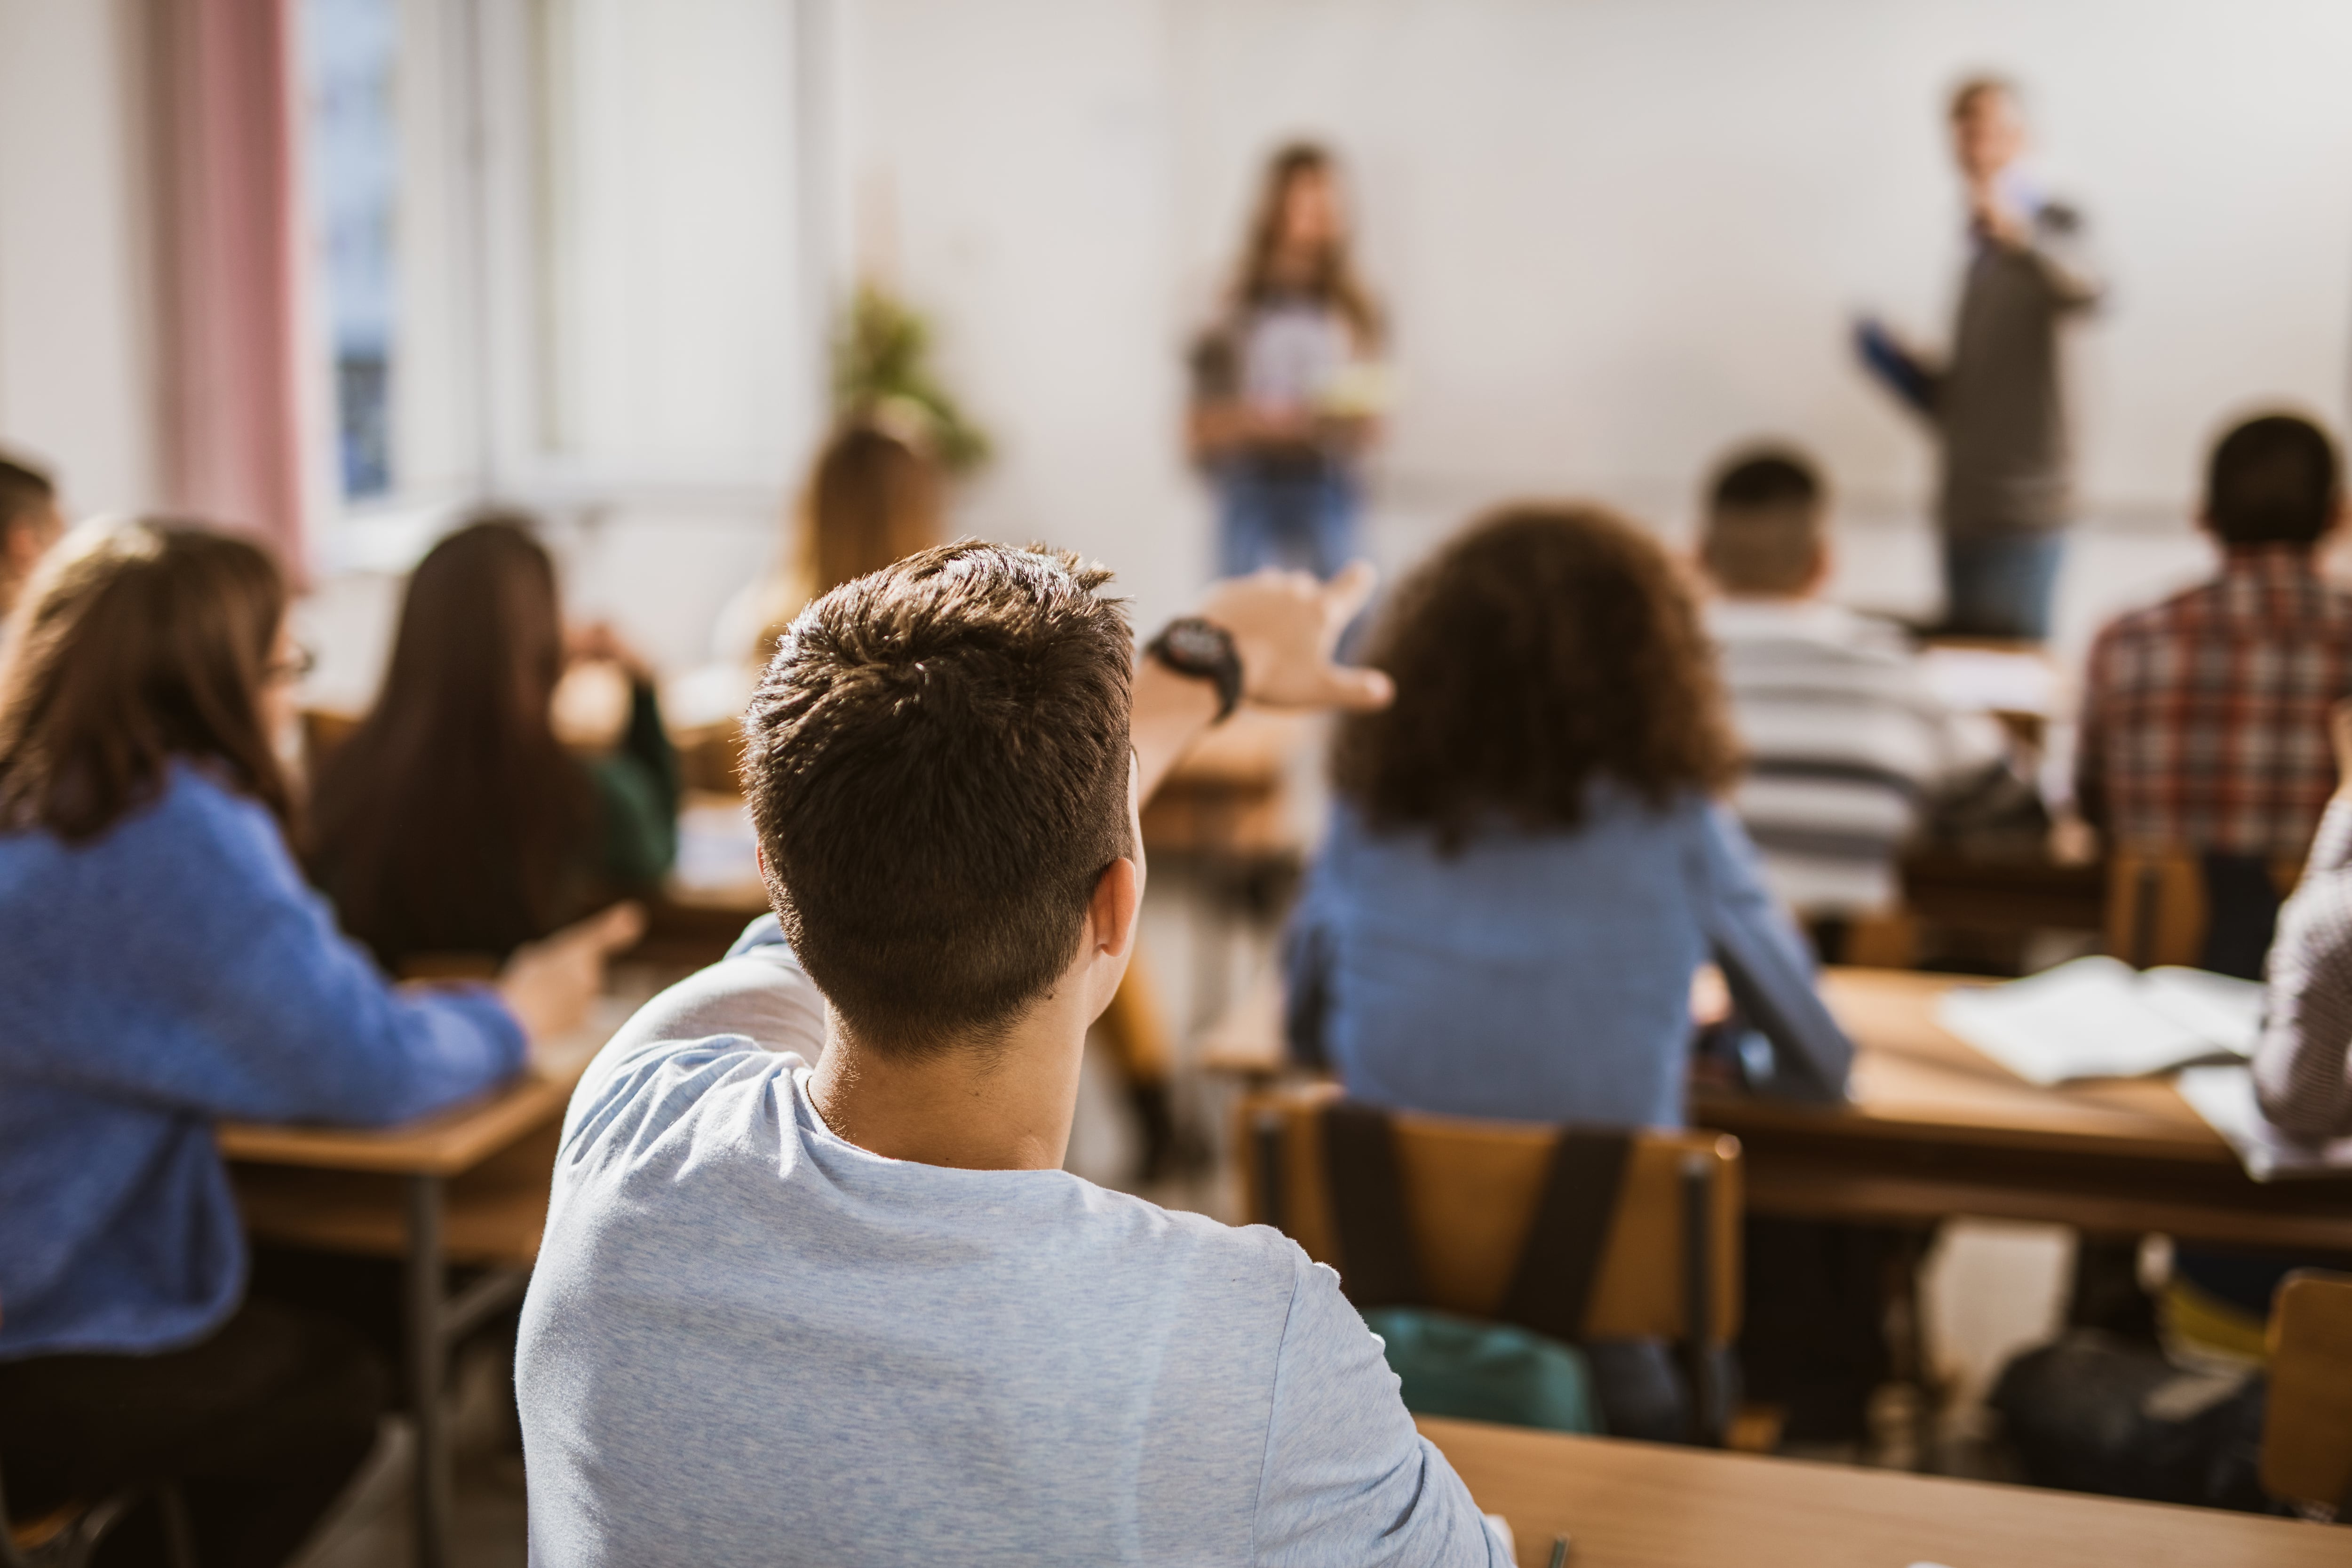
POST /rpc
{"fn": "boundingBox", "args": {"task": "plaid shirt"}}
[2078,546,2352,858]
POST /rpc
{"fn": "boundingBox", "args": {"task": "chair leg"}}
[157,1483,198,1568]
[1680,1153,1723,1447]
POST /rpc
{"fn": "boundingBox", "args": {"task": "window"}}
[302,0,401,500]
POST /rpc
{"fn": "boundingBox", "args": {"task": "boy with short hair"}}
[2076,413,2352,861]
[516,546,1506,1565]
[1700,446,2001,915]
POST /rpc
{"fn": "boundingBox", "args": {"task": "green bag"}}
[1362,1305,1600,1434]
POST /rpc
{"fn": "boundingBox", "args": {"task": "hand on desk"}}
[499,902,647,1061]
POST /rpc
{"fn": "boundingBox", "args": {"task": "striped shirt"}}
[1708,600,2003,915]
[2077,547,2352,859]
[2256,791,2352,1140]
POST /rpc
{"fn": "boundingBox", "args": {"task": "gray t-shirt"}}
[516,923,1501,1567]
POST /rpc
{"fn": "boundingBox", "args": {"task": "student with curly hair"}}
[1288,502,1851,1125]
[1283,504,1856,1442]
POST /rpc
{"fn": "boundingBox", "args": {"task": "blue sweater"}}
[1285,788,1852,1127]
[0,764,525,1359]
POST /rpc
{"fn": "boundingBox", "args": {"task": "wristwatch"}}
[1145,617,1244,724]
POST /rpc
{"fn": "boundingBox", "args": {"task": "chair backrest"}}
[2262,1268,2352,1513]
[2104,847,2298,977]
[1234,1082,1741,1346]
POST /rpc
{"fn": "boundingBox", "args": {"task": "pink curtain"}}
[151,0,310,574]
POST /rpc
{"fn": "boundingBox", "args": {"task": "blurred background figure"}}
[0,454,65,627]
[1188,143,1387,580]
[1857,77,2103,641]
[1699,446,2007,921]
[714,419,946,671]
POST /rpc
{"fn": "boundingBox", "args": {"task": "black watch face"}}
[1162,621,1229,669]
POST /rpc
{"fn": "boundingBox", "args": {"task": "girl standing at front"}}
[1190,143,1386,579]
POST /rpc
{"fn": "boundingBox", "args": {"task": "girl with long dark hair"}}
[310,514,678,973]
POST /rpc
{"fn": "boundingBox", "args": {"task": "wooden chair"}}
[1234,1082,1743,1443]
[2105,845,2299,975]
[2262,1269,2352,1518]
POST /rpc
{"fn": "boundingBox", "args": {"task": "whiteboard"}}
[1169,0,2352,528]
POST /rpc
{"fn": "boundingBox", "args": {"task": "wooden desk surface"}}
[217,1034,601,1178]
[1207,966,2352,1250]
[1206,967,2224,1161]
[1419,1415,2339,1568]
[1745,968,2228,1164]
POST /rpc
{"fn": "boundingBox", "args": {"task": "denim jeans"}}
[1215,457,1359,580]
[1942,531,2066,640]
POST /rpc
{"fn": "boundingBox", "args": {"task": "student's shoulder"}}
[559,996,806,1156]
[1067,1181,1312,1298]
[110,763,297,896]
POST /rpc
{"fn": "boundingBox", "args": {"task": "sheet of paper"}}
[2139,966,2263,1056]
[1937,955,2234,1085]
[674,797,763,892]
[2177,1064,2352,1182]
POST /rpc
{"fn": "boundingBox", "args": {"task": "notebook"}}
[2177,1064,2352,1182]
[1936,956,2263,1085]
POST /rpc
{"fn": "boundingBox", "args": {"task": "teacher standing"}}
[1862,79,2103,640]
[1189,143,1386,580]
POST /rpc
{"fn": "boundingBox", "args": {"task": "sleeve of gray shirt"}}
[1252,1251,1505,1567]
[2255,794,2352,1141]
[566,915,827,1138]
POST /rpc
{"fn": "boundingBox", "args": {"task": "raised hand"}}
[1196,560,1392,713]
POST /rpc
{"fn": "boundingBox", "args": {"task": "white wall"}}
[1172,0,2352,532]
[0,0,160,517]
[840,0,1202,633]
[849,0,2352,621]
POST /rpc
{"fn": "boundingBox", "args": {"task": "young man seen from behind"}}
[1700,447,2003,920]
[516,545,1509,1566]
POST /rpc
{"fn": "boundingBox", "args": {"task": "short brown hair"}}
[0,455,55,539]
[743,541,1134,1054]
[1949,75,2014,122]
[1334,504,1738,848]
[1701,447,1826,596]
[0,518,291,842]
[2206,413,2340,547]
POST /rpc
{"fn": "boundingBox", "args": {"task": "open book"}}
[1936,956,2263,1085]
[2177,1065,2352,1182]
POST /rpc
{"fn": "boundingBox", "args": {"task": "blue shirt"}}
[1286,788,1852,1126]
[0,764,525,1358]
[516,921,1502,1567]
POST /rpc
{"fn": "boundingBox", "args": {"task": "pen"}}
[1547,1535,1573,1568]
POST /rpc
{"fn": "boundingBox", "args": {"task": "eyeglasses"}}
[266,644,318,684]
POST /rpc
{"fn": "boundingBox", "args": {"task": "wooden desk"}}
[1204,967,2352,1254]
[1140,710,1310,859]
[1420,1415,2340,1567]
[1898,849,2106,936]
[220,1043,603,1568]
